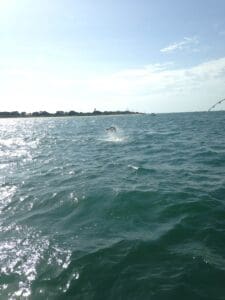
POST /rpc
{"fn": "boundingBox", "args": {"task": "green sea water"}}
[0,112,225,299]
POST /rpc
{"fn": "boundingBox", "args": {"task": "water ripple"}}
[0,113,225,299]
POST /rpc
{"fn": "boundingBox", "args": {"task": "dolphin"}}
[106,126,117,133]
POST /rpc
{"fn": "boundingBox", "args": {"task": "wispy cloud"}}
[1,58,225,113]
[87,58,225,94]
[160,36,199,53]
[85,57,225,112]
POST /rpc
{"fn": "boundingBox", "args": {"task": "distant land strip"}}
[0,110,142,118]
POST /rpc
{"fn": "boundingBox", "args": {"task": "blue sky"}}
[1,0,225,112]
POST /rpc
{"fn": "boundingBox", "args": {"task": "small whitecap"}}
[2,284,8,290]
[14,286,31,298]
[74,197,79,204]
[128,164,139,170]
[69,171,75,175]
[69,193,79,204]
[63,282,71,293]
[20,196,25,202]
[104,133,125,143]
[73,272,80,280]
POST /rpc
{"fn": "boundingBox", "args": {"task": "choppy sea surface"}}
[0,112,225,300]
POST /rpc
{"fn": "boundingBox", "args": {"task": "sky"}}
[0,0,225,113]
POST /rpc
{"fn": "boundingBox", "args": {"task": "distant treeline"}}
[0,110,141,118]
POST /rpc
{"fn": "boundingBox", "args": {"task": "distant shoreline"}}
[0,110,143,119]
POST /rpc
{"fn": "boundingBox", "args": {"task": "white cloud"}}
[1,57,225,113]
[85,57,225,112]
[160,36,199,53]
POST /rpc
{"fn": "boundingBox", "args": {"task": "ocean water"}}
[0,112,225,300]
